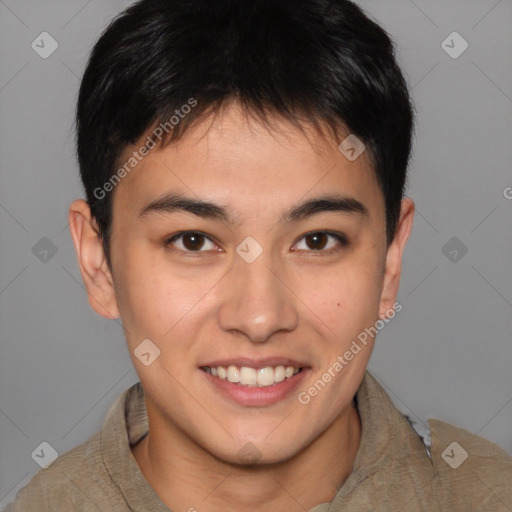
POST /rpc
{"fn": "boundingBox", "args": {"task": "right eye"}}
[164,231,219,253]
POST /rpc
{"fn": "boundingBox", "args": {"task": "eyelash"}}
[163,230,349,255]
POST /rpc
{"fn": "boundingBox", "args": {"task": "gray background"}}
[1,0,511,506]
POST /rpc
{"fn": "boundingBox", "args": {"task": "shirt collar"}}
[98,370,432,511]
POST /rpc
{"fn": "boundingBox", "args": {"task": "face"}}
[70,102,413,465]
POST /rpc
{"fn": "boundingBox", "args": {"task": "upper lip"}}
[200,357,309,369]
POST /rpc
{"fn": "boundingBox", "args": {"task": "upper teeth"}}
[204,365,300,387]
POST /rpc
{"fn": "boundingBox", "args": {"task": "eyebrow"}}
[138,192,368,225]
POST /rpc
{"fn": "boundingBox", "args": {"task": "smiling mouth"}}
[201,365,303,387]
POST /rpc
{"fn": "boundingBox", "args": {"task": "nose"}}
[217,250,299,343]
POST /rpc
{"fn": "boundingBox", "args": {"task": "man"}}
[4,0,511,510]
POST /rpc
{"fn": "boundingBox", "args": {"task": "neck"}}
[131,401,361,512]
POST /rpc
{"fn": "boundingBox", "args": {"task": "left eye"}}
[293,232,347,252]
[164,231,347,253]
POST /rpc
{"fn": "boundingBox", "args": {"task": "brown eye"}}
[181,233,205,251]
[294,232,348,252]
[305,233,328,250]
[165,232,217,252]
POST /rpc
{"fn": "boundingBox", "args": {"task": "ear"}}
[68,199,120,319]
[379,197,415,319]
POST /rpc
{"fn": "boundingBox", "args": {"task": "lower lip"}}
[200,368,310,407]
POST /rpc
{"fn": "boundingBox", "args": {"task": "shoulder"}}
[428,418,512,510]
[2,430,113,512]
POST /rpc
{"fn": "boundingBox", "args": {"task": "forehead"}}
[111,105,383,224]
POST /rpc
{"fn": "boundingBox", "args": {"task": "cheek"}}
[112,249,177,340]
[125,277,187,335]
[115,249,221,350]
[295,259,382,335]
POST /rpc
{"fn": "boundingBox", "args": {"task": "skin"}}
[68,101,414,512]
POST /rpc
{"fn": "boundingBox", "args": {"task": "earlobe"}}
[68,199,120,320]
[379,197,415,318]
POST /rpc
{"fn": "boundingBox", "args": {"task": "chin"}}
[208,438,303,467]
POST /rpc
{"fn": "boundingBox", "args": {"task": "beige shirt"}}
[3,371,512,511]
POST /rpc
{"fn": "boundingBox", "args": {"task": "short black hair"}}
[76,0,415,269]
